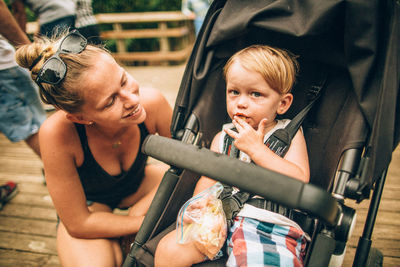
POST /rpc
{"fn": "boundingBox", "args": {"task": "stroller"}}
[123,0,399,266]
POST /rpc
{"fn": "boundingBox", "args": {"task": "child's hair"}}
[223,45,299,94]
[15,32,107,113]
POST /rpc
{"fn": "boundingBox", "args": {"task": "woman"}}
[15,30,172,266]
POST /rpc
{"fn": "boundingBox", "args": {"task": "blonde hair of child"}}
[223,45,299,94]
[15,32,107,113]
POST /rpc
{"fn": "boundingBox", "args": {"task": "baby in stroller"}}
[155,45,310,266]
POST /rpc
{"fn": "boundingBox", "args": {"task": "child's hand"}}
[225,116,268,156]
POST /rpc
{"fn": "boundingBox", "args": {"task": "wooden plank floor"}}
[0,64,399,266]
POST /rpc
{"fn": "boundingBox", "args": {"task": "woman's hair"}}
[223,45,299,94]
[15,32,108,113]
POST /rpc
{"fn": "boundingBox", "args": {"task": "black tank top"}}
[75,123,149,209]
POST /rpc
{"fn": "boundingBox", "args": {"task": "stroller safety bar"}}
[142,135,341,226]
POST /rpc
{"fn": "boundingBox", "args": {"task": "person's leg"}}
[56,202,123,267]
[0,67,46,156]
[155,229,206,267]
[24,132,40,157]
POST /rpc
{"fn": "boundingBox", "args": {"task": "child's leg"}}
[155,229,206,267]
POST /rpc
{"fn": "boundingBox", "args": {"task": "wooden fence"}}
[26,11,196,65]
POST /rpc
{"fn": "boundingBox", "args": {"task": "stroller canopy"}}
[173,0,400,187]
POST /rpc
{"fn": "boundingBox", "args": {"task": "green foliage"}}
[92,0,181,14]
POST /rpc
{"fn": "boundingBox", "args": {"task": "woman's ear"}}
[66,113,93,125]
[277,93,293,115]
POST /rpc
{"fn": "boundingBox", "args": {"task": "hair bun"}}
[15,39,53,73]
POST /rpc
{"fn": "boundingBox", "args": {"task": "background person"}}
[0,0,46,208]
[11,0,76,38]
[181,0,212,35]
[73,0,101,45]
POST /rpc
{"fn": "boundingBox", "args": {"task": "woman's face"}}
[78,52,146,127]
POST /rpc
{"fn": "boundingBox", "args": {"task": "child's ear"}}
[66,113,93,125]
[277,93,293,115]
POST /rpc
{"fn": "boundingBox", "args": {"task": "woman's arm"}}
[140,87,172,138]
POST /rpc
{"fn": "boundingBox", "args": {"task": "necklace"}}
[87,123,124,149]
[112,140,122,149]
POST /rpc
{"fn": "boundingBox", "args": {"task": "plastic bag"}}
[176,182,227,259]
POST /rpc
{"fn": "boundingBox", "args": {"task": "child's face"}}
[225,60,291,130]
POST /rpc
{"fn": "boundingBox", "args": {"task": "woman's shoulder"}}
[40,111,78,144]
[140,86,167,104]
[140,86,172,136]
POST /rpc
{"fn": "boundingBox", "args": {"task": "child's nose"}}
[237,95,248,108]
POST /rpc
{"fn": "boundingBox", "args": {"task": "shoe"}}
[0,181,18,210]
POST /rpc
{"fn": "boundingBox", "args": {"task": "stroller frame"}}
[123,0,400,266]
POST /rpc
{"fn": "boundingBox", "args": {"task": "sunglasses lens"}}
[36,31,87,85]
[40,58,66,84]
[60,33,87,53]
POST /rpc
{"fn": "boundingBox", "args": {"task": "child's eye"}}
[228,89,239,95]
[251,91,262,97]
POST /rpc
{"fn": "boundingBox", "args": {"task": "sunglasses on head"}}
[35,30,87,86]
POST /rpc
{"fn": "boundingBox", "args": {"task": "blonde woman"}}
[16,30,172,266]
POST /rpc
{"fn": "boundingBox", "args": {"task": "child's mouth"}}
[234,113,249,120]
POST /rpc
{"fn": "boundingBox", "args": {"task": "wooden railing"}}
[26,11,196,65]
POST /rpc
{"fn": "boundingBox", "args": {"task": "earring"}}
[88,121,94,125]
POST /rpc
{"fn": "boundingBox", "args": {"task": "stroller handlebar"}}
[142,135,340,227]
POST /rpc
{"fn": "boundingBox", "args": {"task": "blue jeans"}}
[0,66,46,142]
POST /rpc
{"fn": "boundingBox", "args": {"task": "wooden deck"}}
[0,65,399,266]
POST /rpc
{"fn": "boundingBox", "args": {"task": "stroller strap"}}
[264,81,325,157]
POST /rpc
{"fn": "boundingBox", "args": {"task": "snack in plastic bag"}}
[176,182,227,260]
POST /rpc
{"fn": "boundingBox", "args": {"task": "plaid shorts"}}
[226,216,307,267]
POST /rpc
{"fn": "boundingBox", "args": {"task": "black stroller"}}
[123,0,400,266]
